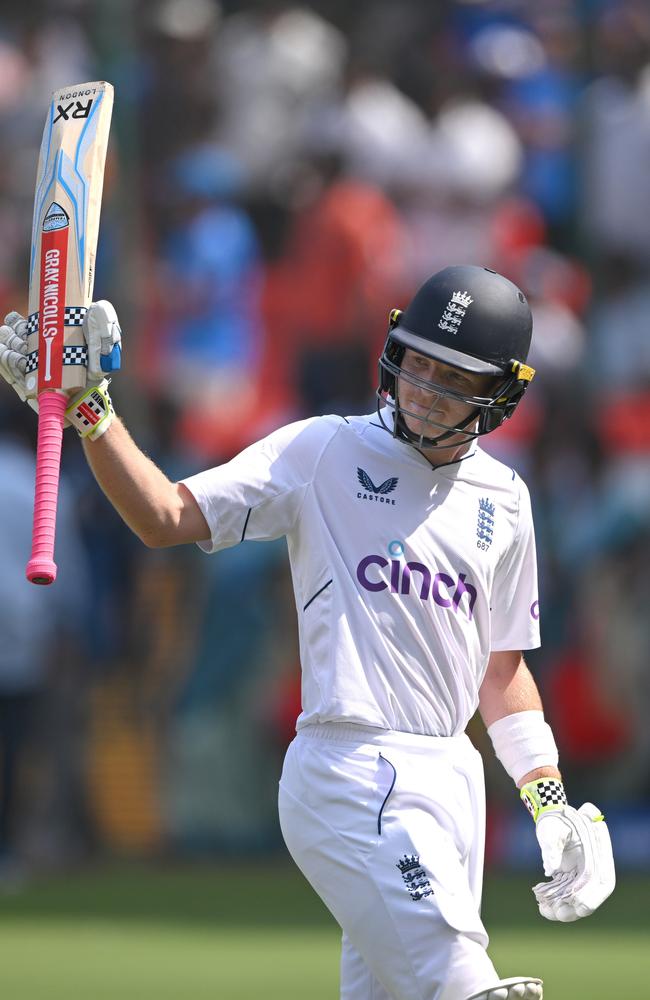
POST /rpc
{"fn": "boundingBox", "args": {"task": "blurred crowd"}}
[0,0,649,872]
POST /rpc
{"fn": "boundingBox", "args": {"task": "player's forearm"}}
[478,652,543,727]
[479,652,561,786]
[81,417,182,546]
[516,764,561,787]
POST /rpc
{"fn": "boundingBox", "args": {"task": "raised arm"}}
[82,418,210,548]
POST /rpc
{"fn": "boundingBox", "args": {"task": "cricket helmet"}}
[377,264,535,449]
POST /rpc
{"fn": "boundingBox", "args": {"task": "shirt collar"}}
[368,407,478,474]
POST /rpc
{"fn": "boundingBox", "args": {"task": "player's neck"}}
[416,439,473,469]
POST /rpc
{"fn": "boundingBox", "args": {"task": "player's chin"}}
[402,412,431,438]
[403,409,449,440]
[403,413,473,450]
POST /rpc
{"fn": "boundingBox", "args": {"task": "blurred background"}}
[0,0,649,997]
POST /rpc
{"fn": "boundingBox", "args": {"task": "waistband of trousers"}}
[297,721,471,753]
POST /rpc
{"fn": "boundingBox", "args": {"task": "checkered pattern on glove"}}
[520,777,568,822]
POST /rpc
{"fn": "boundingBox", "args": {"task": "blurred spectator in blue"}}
[0,391,91,878]
[458,5,581,247]
[161,143,260,370]
[580,0,650,261]
[142,142,264,461]
[588,254,650,392]
[162,537,292,854]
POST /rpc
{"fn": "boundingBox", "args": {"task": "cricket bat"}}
[25,81,114,585]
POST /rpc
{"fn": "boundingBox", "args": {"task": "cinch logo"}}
[356,541,477,619]
[357,468,399,505]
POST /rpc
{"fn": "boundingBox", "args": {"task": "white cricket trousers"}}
[278,723,499,1000]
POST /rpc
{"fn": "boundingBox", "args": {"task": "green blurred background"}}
[0,865,647,999]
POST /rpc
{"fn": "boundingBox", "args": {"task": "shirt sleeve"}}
[490,476,541,651]
[180,416,342,554]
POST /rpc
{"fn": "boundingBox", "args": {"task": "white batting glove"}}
[520,778,615,922]
[0,301,121,439]
[65,300,121,440]
[84,299,122,379]
[0,311,36,409]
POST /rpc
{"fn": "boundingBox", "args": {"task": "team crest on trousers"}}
[396,854,434,901]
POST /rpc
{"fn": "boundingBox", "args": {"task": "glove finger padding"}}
[533,803,615,921]
[0,338,27,379]
[84,300,122,379]
[0,314,29,402]
[3,311,29,342]
[1,329,27,356]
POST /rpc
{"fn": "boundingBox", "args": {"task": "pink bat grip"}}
[26,391,68,585]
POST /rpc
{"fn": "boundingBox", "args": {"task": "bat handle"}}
[26,391,68,586]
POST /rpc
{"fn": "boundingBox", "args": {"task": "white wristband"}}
[487,710,559,786]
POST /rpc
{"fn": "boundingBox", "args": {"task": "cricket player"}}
[0,265,615,999]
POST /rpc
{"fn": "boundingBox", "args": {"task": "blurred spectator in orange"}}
[257,152,412,417]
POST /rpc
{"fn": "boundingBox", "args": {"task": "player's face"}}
[397,350,496,451]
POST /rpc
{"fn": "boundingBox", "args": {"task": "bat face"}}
[24,80,114,588]
[25,81,114,400]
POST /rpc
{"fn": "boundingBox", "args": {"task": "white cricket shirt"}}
[182,412,540,737]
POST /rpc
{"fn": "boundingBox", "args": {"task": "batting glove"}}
[0,301,121,440]
[0,311,36,409]
[66,300,121,440]
[520,778,616,922]
[83,299,122,379]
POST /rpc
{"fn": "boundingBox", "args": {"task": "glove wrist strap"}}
[520,777,567,823]
[66,379,115,440]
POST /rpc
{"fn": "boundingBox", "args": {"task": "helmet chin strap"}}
[397,410,479,449]
[376,396,481,452]
[394,386,481,449]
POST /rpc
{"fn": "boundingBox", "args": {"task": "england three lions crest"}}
[438,290,473,335]
[477,496,495,551]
